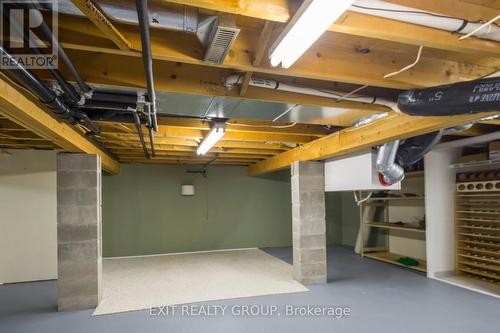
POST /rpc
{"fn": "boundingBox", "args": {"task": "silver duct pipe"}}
[55,0,238,64]
[376,140,405,185]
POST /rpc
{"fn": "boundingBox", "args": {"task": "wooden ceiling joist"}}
[0,77,120,174]
[248,112,500,176]
[70,0,133,50]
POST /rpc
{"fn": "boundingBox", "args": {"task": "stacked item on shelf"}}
[455,169,500,286]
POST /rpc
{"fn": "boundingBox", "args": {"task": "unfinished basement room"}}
[1,0,500,332]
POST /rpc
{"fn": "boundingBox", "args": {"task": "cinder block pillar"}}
[57,153,102,311]
[291,161,327,284]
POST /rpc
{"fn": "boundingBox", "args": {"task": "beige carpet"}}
[93,248,308,315]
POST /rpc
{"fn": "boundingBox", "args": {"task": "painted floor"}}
[1,246,499,333]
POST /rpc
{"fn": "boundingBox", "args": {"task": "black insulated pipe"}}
[0,6,81,104]
[0,47,99,134]
[398,77,500,116]
[26,1,91,95]
[132,111,150,158]
[136,0,158,132]
[0,46,75,122]
[396,131,443,167]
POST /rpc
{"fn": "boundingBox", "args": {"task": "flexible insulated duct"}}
[376,140,405,185]
[398,77,500,116]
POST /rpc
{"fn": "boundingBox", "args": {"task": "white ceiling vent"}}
[203,14,239,64]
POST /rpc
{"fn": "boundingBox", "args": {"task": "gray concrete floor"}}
[1,245,499,333]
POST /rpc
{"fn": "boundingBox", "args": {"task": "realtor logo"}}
[0,0,58,69]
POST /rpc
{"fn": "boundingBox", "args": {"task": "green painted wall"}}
[340,192,360,247]
[102,164,348,257]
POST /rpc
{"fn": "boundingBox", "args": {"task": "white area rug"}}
[93,248,308,315]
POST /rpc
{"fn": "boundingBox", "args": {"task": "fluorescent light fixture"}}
[196,123,226,155]
[269,0,354,68]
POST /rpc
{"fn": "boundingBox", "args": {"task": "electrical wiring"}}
[351,4,500,28]
[354,191,373,206]
[384,45,423,79]
[225,121,297,128]
[459,14,500,40]
[272,104,298,122]
[336,85,369,101]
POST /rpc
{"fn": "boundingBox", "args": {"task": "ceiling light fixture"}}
[196,122,226,155]
[269,0,354,68]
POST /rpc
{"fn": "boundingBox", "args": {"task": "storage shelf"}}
[367,196,425,202]
[451,159,500,169]
[458,232,500,241]
[456,217,500,224]
[459,260,500,273]
[365,222,425,233]
[458,225,500,231]
[457,174,500,285]
[459,239,500,249]
[364,252,427,272]
[458,267,500,281]
[458,246,500,256]
[456,210,500,215]
[458,253,500,265]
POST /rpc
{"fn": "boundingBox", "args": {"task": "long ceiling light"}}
[196,122,226,155]
[269,0,354,68]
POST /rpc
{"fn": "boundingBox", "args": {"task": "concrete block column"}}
[57,153,102,311]
[291,161,327,284]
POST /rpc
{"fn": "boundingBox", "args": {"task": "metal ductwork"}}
[376,140,405,185]
[56,0,240,64]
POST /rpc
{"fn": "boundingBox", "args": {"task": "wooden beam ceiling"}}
[159,0,500,58]
[248,111,500,176]
[70,0,133,50]
[0,78,120,174]
[54,14,497,92]
[1,0,499,170]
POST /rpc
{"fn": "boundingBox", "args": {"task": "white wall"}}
[0,149,57,283]
[424,148,461,278]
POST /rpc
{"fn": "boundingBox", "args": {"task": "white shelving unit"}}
[360,171,427,272]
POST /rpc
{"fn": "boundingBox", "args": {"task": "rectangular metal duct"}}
[203,14,240,64]
[54,0,239,65]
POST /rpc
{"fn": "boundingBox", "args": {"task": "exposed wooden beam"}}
[120,159,252,166]
[55,17,495,91]
[103,128,314,144]
[101,136,289,150]
[253,21,276,67]
[241,21,275,96]
[99,118,328,136]
[42,48,389,118]
[70,0,133,50]
[0,77,120,174]
[333,11,500,59]
[248,112,500,176]
[107,144,285,156]
[159,0,500,58]
[161,0,291,22]
[239,71,253,97]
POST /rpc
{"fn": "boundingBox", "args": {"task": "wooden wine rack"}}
[455,170,500,286]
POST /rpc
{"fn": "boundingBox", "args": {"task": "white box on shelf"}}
[325,150,401,191]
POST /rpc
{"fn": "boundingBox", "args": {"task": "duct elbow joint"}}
[376,140,405,186]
